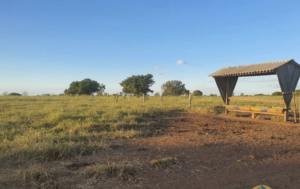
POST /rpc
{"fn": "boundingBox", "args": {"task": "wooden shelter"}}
[209,59,300,122]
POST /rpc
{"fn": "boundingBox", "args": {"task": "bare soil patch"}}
[2,113,300,189]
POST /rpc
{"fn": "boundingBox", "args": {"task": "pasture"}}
[1,95,300,188]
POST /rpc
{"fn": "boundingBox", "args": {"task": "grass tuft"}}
[83,163,137,180]
[19,166,61,189]
[150,157,180,169]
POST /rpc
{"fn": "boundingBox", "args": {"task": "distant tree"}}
[154,92,160,96]
[240,93,244,96]
[161,80,188,96]
[192,90,203,96]
[42,94,51,96]
[272,91,282,96]
[120,74,155,96]
[64,79,105,95]
[254,93,265,96]
[2,91,9,96]
[209,94,216,96]
[22,91,28,96]
[10,92,21,96]
[96,83,105,95]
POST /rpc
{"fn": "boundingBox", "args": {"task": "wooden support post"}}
[293,91,296,123]
[161,92,163,107]
[252,112,255,119]
[143,94,145,104]
[284,110,288,122]
[282,92,288,122]
[225,90,229,115]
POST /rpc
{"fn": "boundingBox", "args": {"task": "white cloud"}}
[156,72,163,75]
[176,60,187,65]
[155,66,164,69]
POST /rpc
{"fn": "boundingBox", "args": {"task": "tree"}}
[240,93,244,96]
[154,92,160,96]
[120,74,155,96]
[272,91,282,96]
[22,91,28,96]
[10,92,21,96]
[192,90,203,96]
[64,79,105,95]
[2,91,8,96]
[161,80,188,96]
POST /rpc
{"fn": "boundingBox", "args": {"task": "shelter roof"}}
[209,59,299,77]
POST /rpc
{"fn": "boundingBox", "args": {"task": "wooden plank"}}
[226,109,285,116]
[228,97,284,103]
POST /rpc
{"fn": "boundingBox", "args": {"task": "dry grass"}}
[18,166,61,189]
[150,157,180,169]
[0,95,291,188]
[82,163,137,180]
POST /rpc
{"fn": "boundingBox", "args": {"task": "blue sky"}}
[1,0,300,95]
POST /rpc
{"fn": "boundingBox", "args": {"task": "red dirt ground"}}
[3,113,300,189]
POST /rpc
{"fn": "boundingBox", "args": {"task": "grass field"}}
[0,95,294,188]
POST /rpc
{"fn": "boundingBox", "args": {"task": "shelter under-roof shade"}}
[209,59,300,122]
[209,59,299,77]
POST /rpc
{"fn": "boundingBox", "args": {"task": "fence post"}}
[189,93,192,108]
[161,92,163,107]
[143,94,145,104]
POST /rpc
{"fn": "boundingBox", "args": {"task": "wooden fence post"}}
[189,93,192,108]
[161,92,163,107]
[143,94,145,104]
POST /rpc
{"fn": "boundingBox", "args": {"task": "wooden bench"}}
[224,105,287,119]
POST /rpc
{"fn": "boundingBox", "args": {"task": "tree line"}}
[63,74,204,97]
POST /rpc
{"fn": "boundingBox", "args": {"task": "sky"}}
[1,0,300,96]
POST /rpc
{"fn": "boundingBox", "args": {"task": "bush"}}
[272,91,282,96]
[192,90,203,96]
[9,93,21,96]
